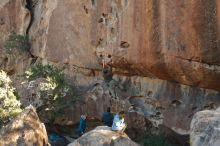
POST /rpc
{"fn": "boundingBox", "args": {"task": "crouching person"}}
[111,111,126,133]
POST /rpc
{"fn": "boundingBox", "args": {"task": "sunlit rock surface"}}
[0,105,49,146]
[190,107,220,146]
[68,126,139,146]
[0,0,31,74]
[30,0,220,91]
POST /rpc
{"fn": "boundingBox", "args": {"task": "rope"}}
[102,57,105,68]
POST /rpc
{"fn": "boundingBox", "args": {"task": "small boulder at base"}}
[0,105,49,146]
[190,107,220,146]
[68,126,139,146]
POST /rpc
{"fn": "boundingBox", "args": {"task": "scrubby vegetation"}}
[143,133,172,146]
[0,70,22,128]
[25,64,78,122]
[25,64,70,99]
[4,32,30,54]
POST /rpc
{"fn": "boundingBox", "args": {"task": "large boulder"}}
[29,0,220,91]
[68,126,139,146]
[190,108,220,146]
[0,105,49,146]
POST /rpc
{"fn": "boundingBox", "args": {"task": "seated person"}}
[111,111,126,133]
[102,107,114,127]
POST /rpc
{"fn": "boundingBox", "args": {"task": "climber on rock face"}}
[102,66,113,83]
[102,107,114,127]
[101,65,118,97]
[102,65,117,98]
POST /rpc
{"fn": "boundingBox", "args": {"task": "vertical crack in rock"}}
[25,0,34,35]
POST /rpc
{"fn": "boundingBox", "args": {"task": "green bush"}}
[4,32,30,54]
[25,64,75,100]
[0,70,22,128]
[25,64,78,122]
[143,133,172,146]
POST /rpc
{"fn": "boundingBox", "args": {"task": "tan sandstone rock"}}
[29,0,220,91]
[0,105,49,146]
[68,126,139,146]
[0,0,32,74]
[1,0,218,140]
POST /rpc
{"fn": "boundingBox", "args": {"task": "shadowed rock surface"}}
[26,73,218,135]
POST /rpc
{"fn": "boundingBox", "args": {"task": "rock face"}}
[190,108,220,146]
[0,0,31,74]
[26,0,220,134]
[38,68,220,135]
[1,0,220,144]
[68,126,139,146]
[0,105,49,146]
[29,0,220,91]
[0,0,30,36]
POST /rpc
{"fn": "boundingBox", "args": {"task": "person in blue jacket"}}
[112,111,126,133]
[102,107,114,127]
[76,115,87,136]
